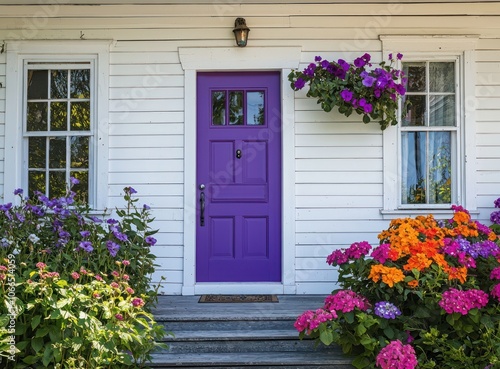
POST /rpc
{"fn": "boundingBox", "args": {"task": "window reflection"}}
[247,91,264,125]
[229,91,243,125]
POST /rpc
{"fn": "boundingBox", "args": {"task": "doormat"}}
[198,294,279,303]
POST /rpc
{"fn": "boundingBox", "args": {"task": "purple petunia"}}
[80,230,91,238]
[491,210,500,225]
[78,241,94,253]
[145,236,157,246]
[340,89,353,102]
[13,188,23,196]
[106,240,120,257]
[294,78,305,90]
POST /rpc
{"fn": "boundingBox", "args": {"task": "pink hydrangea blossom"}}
[490,267,500,280]
[324,290,370,313]
[491,284,500,301]
[326,249,349,265]
[294,308,337,334]
[345,241,372,259]
[376,340,417,369]
[371,243,391,264]
[439,288,489,315]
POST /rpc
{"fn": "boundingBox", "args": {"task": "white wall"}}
[1,2,500,294]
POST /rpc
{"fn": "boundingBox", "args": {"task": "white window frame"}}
[380,35,479,217]
[5,40,110,209]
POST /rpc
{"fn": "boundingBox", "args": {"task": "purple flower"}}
[491,210,500,225]
[494,197,500,208]
[340,89,353,102]
[13,188,23,195]
[89,216,103,223]
[114,231,128,242]
[374,301,401,319]
[78,241,94,253]
[314,55,322,62]
[397,53,404,60]
[106,240,120,257]
[354,57,366,68]
[363,103,373,114]
[362,75,376,87]
[388,53,393,60]
[107,218,119,225]
[145,236,157,246]
[80,230,91,238]
[337,59,350,71]
[143,204,151,210]
[294,78,306,90]
[70,177,80,185]
[15,213,25,223]
[320,60,330,69]
[303,63,316,77]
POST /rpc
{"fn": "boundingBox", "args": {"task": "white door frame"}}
[179,46,301,295]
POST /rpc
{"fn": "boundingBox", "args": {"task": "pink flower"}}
[93,292,101,298]
[491,284,500,301]
[345,241,372,259]
[131,298,145,308]
[371,244,390,264]
[439,288,488,315]
[490,267,500,280]
[71,272,80,280]
[376,340,417,369]
[111,270,120,278]
[95,274,103,282]
[0,266,8,271]
[79,268,88,275]
[294,309,337,334]
[122,260,130,266]
[126,287,134,294]
[110,282,120,289]
[36,262,46,270]
[326,250,349,265]
[324,290,370,313]
[115,313,124,321]
[122,274,130,281]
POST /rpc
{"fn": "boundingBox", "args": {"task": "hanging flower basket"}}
[288,53,407,130]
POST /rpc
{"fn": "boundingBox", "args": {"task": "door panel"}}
[196,72,281,282]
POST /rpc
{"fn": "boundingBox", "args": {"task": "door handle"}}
[200,191,205,227]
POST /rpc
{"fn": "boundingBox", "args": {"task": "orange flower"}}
[407,280,419,288]
[488,232,498,242]
[403,253,432,272]
[368,264,405,287]
[445,265,468,284]
[453,211,470,224]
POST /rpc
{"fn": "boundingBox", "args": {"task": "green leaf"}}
[23,355,38,365]
[319,330,334,345]
[384,326,395,339]
[362,114,370,123]
[344,311,355,324]
[356,324,367,336]
[35,326,50,338]
[31,337,44,353]
[352,356,371,369]
[31,315,41,330]
[42,345,53,367]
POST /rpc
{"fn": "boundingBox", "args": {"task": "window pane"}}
[403,63,426,92]
[71,136,89,168]
[70,69,90,99]
[27,102,48,131]
[51,70,68,99]
[49,137,66,168]
[49,171,66,199]
[402,131,427,204]
[50,102,68,131]
[29,137,46,168]
[430,62,455,93]
[429,95,455,127]
[212,91,226,126]
[402,95,426,126]
[247,91,265,125]
[70,102,91,131]
[27,70,48,100]
[29,171,46,195]
[70,171,89,203]
[428,132,451,204]
[229,91,243,125]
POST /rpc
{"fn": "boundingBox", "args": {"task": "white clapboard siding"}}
[0,3,499,295]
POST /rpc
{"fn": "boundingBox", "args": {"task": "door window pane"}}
[247,91,264,126]
[229,91,244,125]
[212,91,226,126]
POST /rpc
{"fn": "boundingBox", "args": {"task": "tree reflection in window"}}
[26,66,91,202]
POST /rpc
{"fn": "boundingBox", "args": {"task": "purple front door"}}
[196,72,282,282]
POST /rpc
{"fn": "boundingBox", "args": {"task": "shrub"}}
[296,205,500,369]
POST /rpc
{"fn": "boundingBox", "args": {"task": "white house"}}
[0,0,499,295]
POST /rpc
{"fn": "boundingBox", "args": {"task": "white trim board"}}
[179,46,301,295]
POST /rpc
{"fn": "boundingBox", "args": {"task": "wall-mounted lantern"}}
[233,18,250,47]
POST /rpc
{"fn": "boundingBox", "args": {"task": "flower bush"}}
[288,53,407,130]
[491,197,500,235]
[0,261,167,368]
[295,204,500,369]
[0,184,158,298]
[0,184,168,367]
